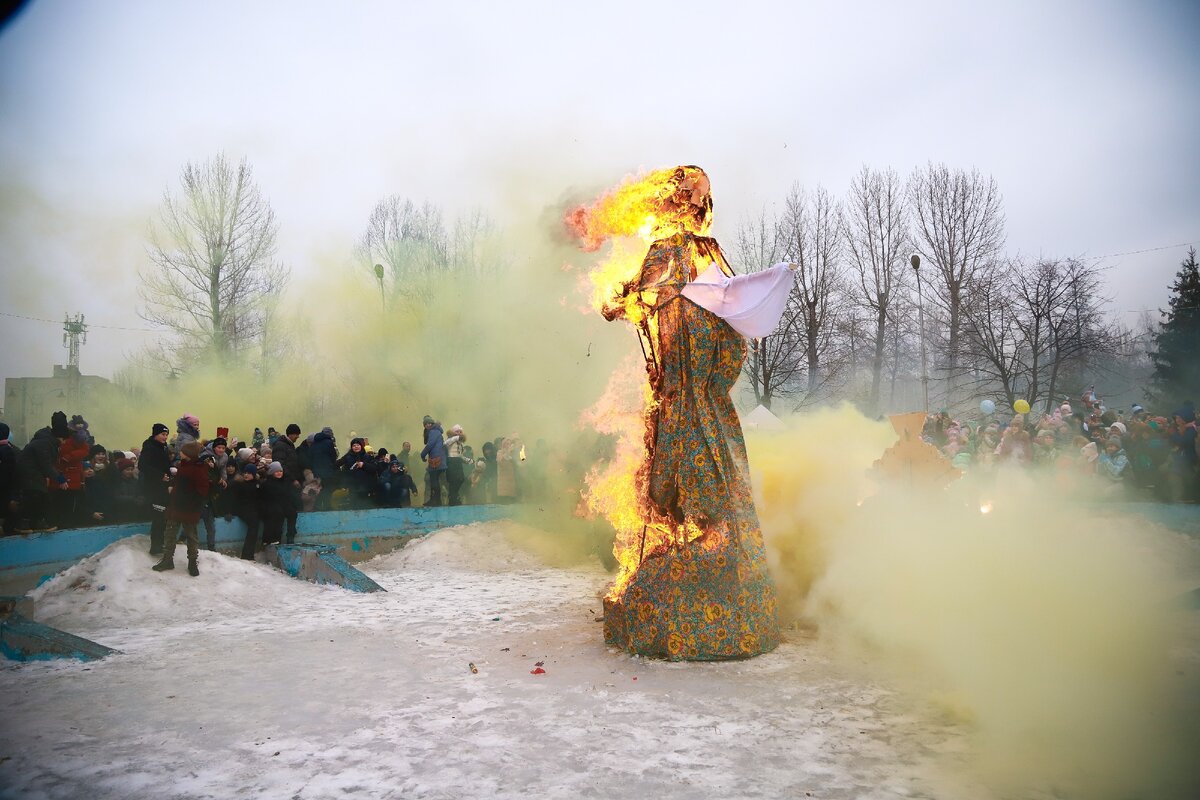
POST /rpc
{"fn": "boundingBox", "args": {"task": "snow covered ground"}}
[0,520,1195,799]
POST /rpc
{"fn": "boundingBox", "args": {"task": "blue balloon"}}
[980,399,996,415]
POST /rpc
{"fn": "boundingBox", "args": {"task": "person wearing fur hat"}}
[139,422,172,554]
[152,440,209,576]
[0,421,19,535]
[15,411,72,533]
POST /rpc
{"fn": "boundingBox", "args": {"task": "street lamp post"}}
[910,253,929,412]
[374,264,386,310]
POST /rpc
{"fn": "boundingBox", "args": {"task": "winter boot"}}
[151,557,174,572]
[187,556,199,577]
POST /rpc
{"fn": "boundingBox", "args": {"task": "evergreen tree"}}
[1150,246,1200,406]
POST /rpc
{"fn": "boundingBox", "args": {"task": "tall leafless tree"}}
[843,165,910,415]
[732,208,804,410]
[140,154,288,362]
[908,163,1005,404]
[779,184,846,398]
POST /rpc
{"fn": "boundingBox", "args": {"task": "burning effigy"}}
[567,166,795,660]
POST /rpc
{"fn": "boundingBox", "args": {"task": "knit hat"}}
[422,415,434,426]
[183,413,199,428]
[152,422,169,436]
[1109,422,1127,436]
[243,463,258,475]
[117,457,136,470]
[1107,435,1123,449]
[267,461,283,475]
[1131,403,1145,414]
[51,411,70,439]
[259,443,272,456]
[180,441,202,460]
[211,437,227,449]
[237,447,255,461]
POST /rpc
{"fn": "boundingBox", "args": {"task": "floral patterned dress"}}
[605,232,781,660]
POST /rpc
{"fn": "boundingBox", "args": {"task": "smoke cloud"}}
[748,405,1200,799]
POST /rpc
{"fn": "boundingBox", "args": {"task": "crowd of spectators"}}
[922,387,1199,501]
[0,411,533,573]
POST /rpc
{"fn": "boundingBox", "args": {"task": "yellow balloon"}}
[1014,399,1030,414]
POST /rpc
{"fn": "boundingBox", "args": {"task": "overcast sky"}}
[1,0,1197,386]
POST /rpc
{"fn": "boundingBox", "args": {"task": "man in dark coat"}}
[152,440,209,576]
[0,422,20,534]
[308,427,338,511]
[16,412,71,532]
[272,423,302,542]
[139,422,172,554]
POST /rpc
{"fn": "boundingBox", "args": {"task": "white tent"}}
[741,403,786,431]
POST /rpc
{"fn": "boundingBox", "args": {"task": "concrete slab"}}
[0,613,121,662]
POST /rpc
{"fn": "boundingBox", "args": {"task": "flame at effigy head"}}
[567,166,720,602]
[565,166,713,322]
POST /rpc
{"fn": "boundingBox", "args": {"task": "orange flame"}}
[567,167,716,601]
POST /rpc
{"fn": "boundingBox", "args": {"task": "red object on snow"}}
[530,667,546,675]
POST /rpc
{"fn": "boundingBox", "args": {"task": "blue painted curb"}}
[0,612,121,662]
[0,505,515,594]
[268,544,386,593]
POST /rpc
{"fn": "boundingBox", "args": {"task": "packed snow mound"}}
[374,521,580,574]
[29,535,336,627]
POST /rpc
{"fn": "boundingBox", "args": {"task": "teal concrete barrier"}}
[0,504,515,595]
[0,613,120,662]
[268,544,385,593]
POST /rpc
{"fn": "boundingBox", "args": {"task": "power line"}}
[1093,240,1196,260]
[0,310,160,333]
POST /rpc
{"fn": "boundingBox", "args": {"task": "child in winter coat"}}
[300,469,322,512]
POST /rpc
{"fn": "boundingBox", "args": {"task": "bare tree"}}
[732,208,803,409]
[961,257,1115,409]
[779,184,846,399]
[140,154,288,362]
[843,165,910,415]
[909,163,1005,403]
[355,196,450,307]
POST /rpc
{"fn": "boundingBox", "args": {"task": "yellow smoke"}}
[748,404,1200,799]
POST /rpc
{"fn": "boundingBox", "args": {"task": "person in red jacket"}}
[152,440,209,577]
[50,415,91,527]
